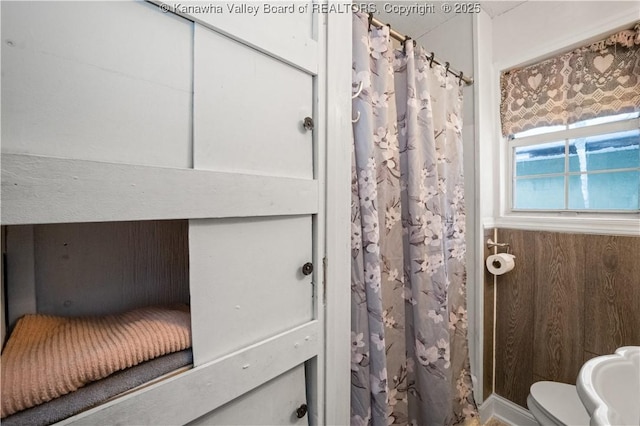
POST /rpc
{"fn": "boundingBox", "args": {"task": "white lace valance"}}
[500,23,640,136]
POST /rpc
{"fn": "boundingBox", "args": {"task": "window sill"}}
[489,213,640,236]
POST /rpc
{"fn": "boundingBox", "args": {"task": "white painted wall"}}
[416,13,474,132]
[1,1,193,168]
[473,10,497,227]
[492,1,640,69]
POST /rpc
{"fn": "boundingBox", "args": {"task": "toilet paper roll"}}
[486,253,516,275]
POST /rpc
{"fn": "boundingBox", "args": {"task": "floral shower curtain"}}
[350,12,477,426]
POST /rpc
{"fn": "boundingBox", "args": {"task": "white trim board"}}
[494,9,640,71]
[482,218,497,230]
[479,393,538,426]
[493,216,640,237]
[322,9,352,426]
[472,10,495,402]
[59,321,320,425]
[1,154,319,225]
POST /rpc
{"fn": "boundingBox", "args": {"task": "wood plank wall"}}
[483,228,640,408]
[5,220,190,324]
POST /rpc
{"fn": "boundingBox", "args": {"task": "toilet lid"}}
[530,381,591,425]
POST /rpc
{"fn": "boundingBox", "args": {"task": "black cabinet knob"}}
[303,117,314,131]
[301,262,313,276]
[296,403,308,419]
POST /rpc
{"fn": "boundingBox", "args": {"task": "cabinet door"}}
[189,216,313,364]
[187,365,308,425]
[188,10,320,425]
[193,25,314,179]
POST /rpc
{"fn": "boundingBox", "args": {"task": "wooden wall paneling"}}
[584,235,640,354]
[483,227,495,399]
[532,374,549,383]
[493,230,640,409]
[494,229,536,407]
[1,227,6,347]
[33,220,189,317]
[583,350,600,364]
[5,225,37,328]
[533,232,585,384]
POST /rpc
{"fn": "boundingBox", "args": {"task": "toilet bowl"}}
[527,381,591,425]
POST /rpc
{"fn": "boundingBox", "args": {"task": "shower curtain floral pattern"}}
[351,13,477,426]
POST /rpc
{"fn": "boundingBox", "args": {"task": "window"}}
[510,112,640,212]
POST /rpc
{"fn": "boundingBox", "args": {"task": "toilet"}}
[527,381,591,425]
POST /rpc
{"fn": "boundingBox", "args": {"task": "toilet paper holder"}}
[486,238,511,254]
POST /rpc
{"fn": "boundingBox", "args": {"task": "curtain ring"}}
[445,62,450,75]
[368,13,373,30]
[429,52,435,68]
[352,81,364,99]
[458,71,464,86]
[403,36,411,55]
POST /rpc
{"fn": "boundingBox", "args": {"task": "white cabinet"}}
[1,1,192,168]
[193,26,314,179]
[190,216,313,365]
[0,1,351,424]
[188,365,308,425]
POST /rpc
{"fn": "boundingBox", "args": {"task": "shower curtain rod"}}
[368,14,474,86]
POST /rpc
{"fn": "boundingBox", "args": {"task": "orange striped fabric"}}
[1,305,191,418]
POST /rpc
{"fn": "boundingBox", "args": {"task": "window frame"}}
[506,115,640,215]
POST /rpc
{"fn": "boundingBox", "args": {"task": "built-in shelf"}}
[59,321,319,425]
[1,154,319,225]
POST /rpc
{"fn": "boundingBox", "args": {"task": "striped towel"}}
[1,305,191,418]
